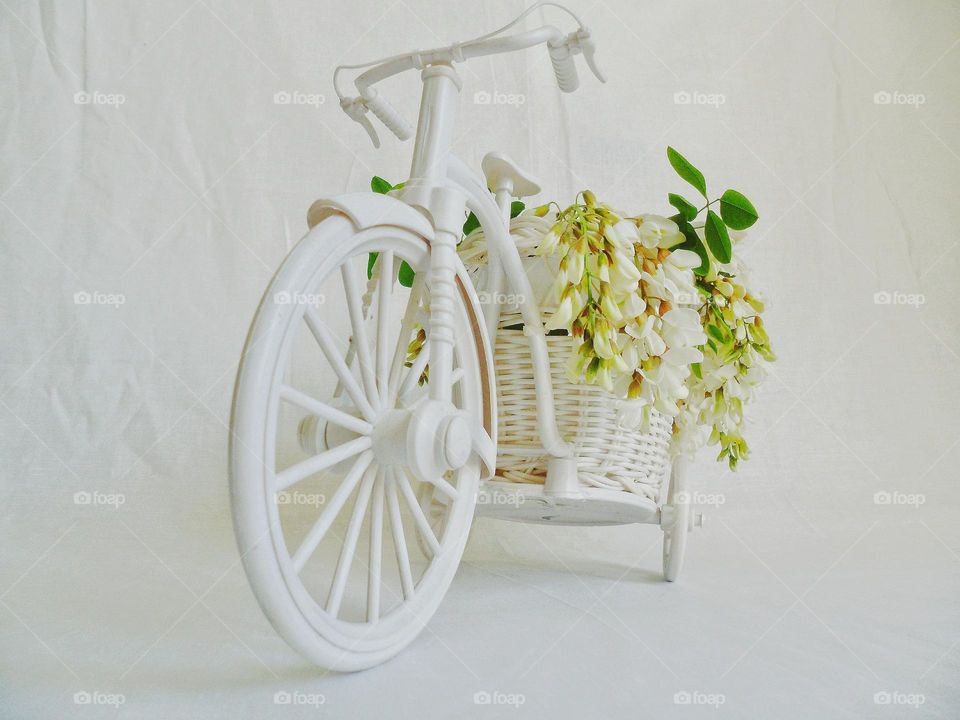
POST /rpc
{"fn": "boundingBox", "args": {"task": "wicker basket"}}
[460,217,674,503]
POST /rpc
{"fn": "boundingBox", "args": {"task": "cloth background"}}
[2,1,959,718]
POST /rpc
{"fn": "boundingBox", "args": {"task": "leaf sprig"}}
[664,147,759,277]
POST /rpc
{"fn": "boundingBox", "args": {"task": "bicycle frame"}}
[396,62,574,469]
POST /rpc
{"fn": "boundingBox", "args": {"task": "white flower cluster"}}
[672,249,773,466]
[458,198,772,469]
[534,205,708,433]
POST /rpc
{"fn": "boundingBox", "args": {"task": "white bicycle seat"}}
[481,152,542,198]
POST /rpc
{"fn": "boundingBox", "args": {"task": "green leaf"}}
[462,212,480,236]
[719,189,758,230]
[398,260,415,288]
[671,214,710,276]
[691,362,703,379]
[705,210,732,264]
[510,201,525,218]
[371,176,393,194]
[668,193,698,222]
[368,250,415,287]
[707,324,727,342]
[667,147,707,198]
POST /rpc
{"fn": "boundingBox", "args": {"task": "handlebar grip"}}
[362,89,414,141]
[548,42,579,93]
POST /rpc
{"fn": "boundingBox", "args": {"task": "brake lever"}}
[340,97,381,149]
[576,28,607,83]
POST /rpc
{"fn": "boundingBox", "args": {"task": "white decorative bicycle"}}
[230,3,700,672]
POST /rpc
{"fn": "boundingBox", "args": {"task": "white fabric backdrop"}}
[2,1,959,718]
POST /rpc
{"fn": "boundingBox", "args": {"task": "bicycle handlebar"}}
[547,41,579,92]
[336,3,605,147]
[361,87,415,141]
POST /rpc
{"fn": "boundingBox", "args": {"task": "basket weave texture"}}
[459,216,674,501]
[492,310,672,501]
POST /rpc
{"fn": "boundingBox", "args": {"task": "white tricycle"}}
[230,3,701,672]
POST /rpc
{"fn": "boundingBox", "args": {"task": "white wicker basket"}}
[460,216,674,502]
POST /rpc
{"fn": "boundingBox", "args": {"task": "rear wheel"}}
[230,214,489,670]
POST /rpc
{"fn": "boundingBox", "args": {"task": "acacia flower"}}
[661,308,706,349]
[636,214,684,249]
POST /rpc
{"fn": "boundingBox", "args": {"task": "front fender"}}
[307,192,435,240]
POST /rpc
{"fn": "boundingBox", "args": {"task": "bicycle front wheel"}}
[230,213,487,671]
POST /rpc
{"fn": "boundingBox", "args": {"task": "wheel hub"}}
[371,400,472,481]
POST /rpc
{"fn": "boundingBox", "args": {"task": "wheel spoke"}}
[326,465,377,618]
[303,308,376,421]
[367,471,385,623]
[341,262,380,410]
[290,452,373,573]
[275,436,371,492]
[429,474,459,501]
[388,274,424,405]
[386,468,415,600]
[375,251,393,406]
[397,470,440,557]
[280,385,372,436]
[334,259,379,401]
